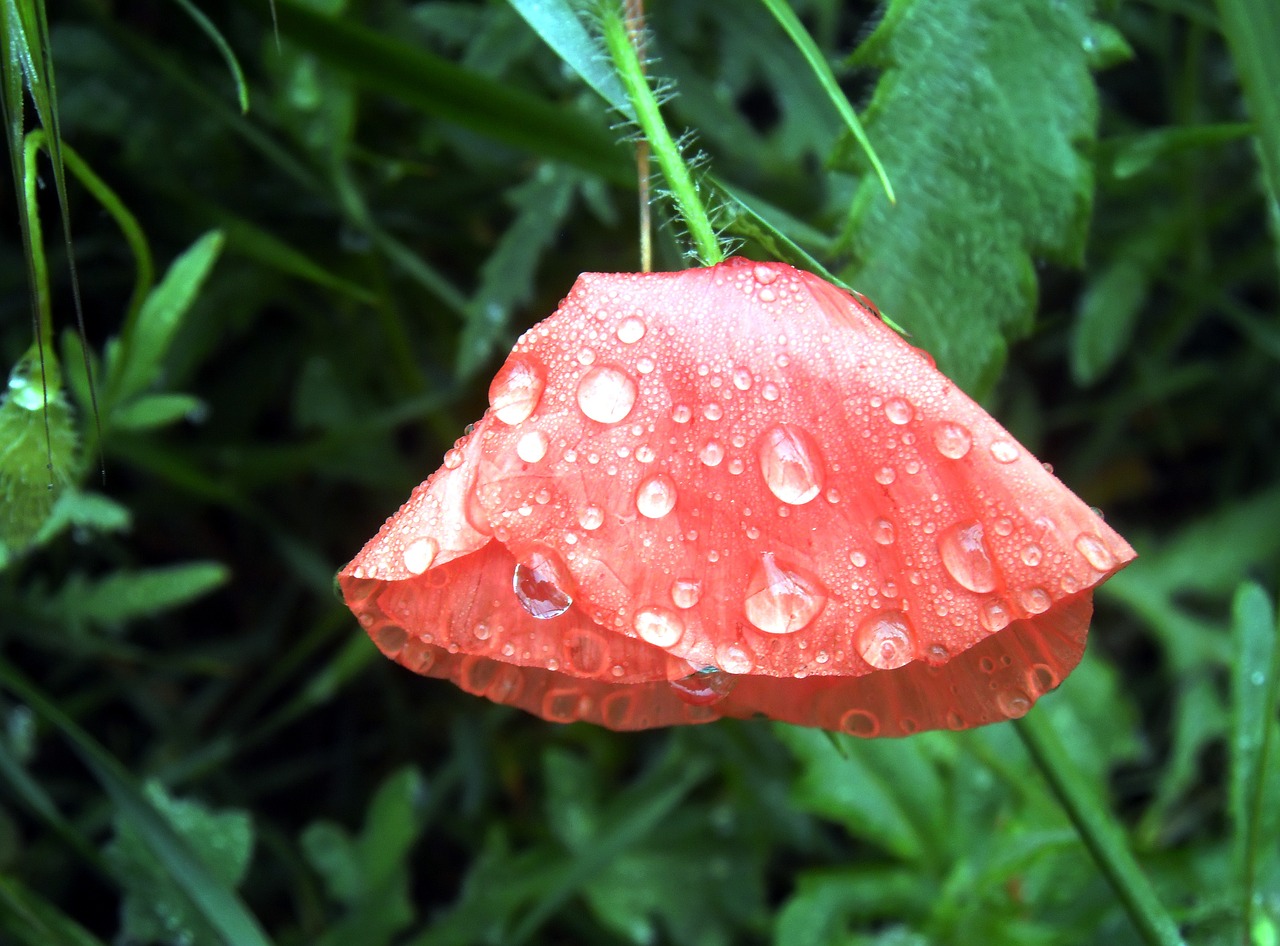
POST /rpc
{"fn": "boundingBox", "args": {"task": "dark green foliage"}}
[1,1,1278,944]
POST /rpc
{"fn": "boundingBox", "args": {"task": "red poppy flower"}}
[339,258,1134,735]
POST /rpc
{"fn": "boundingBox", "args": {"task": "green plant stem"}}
[599,2,724,265]
[1014,711,1184,946]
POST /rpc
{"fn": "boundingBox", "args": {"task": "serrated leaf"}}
[842,0,1101,396]
[32,489,132,545]
[774,867,931,946]
[112,231,224,404]
[106,781,254,946]
[44,562,229,629]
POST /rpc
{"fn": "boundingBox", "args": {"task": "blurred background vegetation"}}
[2,0,1279,943]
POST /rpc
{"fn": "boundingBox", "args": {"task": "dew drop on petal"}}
[732,367,753,391]
[671,578,702,609]
[753,264,778,285]
[761,382,780,402]
[990,440,1019,463]
[856,611,916,670]
[576,365,637,424]
[872,518,895,546]
[579,504,604,531]
[513,549,574,619]
[670,668,735,706]
[979,598,1012,633]
[758,424,824,505]
[938,521,998,593]
[516,430,549,463]
[616,315,646,344]
[1027,663,1059,695]
[1075,532,1115,571]
[839,709,880,737]
[997,689,1032,719]
[743,553,827,634]
[636,472,677,519]
[443,448,463,469]
[716,642,754,673]
[488,355,546,425]
[875,466,896,486]
[704,403,724,421]
[672,404,692,424]
[1021,543,1043,567]
[634,606,684,648]
[933,422,972,459]
[885,397,913,425]
[699,441,725,467]
[1019,587,1052,615]
[402,537,439,575]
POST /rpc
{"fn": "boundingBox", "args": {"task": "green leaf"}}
[1071,256,1148,385]
[111,392,204,431]
[106,781,254,946]
[505,0,632,117]
[301,767,427,946]
[774,867,931,946]
[43,562,229,629]
[0,875,108,946]
[1230,583,1280,939]
[32,489,132,545]
[111,230,224,405]
[169,0,250,112]
[842,0,1101,396]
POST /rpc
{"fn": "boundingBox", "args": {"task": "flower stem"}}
[600,2,724,266]
[1014,710,1184,946]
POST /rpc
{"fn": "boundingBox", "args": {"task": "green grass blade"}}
[1229,582,1280,942]
[0,877,108,946]
[168,0,250,112]
[0,658,277,946]
[1214,0,1280,273]
[757,0,894,203]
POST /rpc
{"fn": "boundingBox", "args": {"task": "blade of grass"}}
[1014,709,1185,946]
[1229,583,1280,943]
[0,658,276,946]
[757,0,894,203]
[168,0,249,112]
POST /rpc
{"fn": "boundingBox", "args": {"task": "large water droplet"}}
[872,518,895,545]
[636,473,677,519]
[732,367,752,391]
[754,264,778,285]
[402,537,439,575]
[933,422,972,459]
[513,549,574,619]
[579,504,604,531]
[577,365,637,424]
[997,689,1032,719]
[885,397,913,425]
[979,598,1012,632]
[758,424,824,505]
[839,709,880,737]
[716,642,754,673]
[670,668,735,706]
[699,441,724,467]
[616,316,646,344]
[1021,543,1043,567]
[990,440,1019,463]
[634,605,684,648]
[856,611,916,670]
[516,429,549,463]
[1075,533,1115,571]
[1019,587,1051,615]
[938,521,998,593]
[671,578,702,609]
[743,553,827,634]
[488,355,545,425]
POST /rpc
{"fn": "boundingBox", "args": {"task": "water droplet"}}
[1027,663,1058,695]
[872,518,895,545]
[979,599,1012,632]
[990,440,1019,463]
[402,537,439,575]
[704,402,723,421]
[699,441,725,467]
[1019,587,1051,614]
[759,287,777,303]
[616,316,646,344]
[716,642,754,673]
[758,424,824,505]
[875,466,896,485]
[754,264,778,285]
[634,606,684,647]
[516,429,549,463]
[488,355,545,425]
[1021,543,1043,567]
[576,347,596,366]
[839,709,880,737]
[743,553,827,634]
[670,668,735,705]
[993,517,1013,536]
[635,445,656,463]
[577,365,637,424]
[761,382,780,402]
[997,689,1032,719]
[672,404,692,424]
[933,422,972,459]
[728,458,745,475]
[671,578,702,609]
[856,611,915,670]
[938,521,998,593]
[579,505,604,530]
[443,448,463,469]
[636,473,677,519]
[513,549,574,619]
[732,367,752,391]
[850,550,867,567]
[885,397,913,425]
[1075,533,1115,571]
[636,356,655,374]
